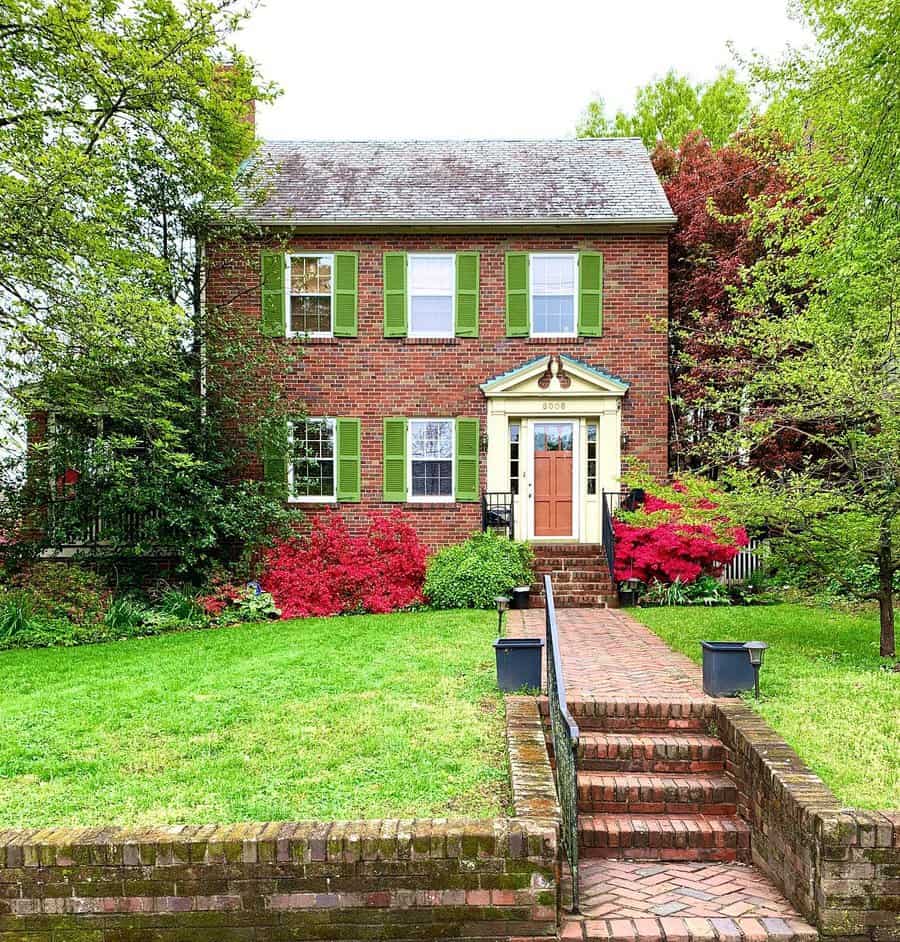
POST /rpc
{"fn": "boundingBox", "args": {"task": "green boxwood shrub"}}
[424,532,533,609]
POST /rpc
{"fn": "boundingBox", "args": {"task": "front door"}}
[533,422,574,537]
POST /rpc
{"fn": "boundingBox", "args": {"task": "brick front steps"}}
[530,544,618,608]
[577,772,738,815]
[575,732,726,773]
[579,813,750,862]
[544,686,817,941]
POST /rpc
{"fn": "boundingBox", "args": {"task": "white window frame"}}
[288,417,337,504]
[286,253,334,339]
[407,253,456,339]
[529,252,578,339]
[407,418,455,503]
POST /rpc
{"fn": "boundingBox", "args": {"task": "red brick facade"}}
[205,232,668,548]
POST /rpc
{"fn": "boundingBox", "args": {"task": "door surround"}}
[481,354,629,544]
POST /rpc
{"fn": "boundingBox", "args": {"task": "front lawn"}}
[0,610,508,827]
[632,603,899,810]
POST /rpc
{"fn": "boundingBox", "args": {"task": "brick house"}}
[207,138,675,601]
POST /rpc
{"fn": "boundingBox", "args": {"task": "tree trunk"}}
[878,524,896,658]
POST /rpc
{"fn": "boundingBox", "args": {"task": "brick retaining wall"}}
[715,700,900,942]
[0,697,559,941]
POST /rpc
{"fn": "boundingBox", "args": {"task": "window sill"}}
[288,497,338,505]
[522,336,587,344]
[406,497,455,504]
[388,337,461,346]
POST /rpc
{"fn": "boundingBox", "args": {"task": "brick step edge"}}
[579,813,750,862]
[562,914,818,942]
[539,699,716,732]
[574,733,726,772]
[577,772,737,815]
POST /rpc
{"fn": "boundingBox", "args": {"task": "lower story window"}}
[586,422,597,495]
[290,418,336,500]
[409,419,453,499]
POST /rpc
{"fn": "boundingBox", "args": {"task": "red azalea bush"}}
[259,510,427,618]
[613,475,747,585]
[196,574,245,617]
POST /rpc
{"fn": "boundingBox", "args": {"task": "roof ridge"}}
[259,137,646,145]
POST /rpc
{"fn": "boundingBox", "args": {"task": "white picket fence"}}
[720,536,768,584]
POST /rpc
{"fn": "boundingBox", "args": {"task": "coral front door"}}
[533,422,574,537]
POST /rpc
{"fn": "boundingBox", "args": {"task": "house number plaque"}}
[541,401,566,411]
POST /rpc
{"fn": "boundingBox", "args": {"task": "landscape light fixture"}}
[495,596,510,637]
[744,641,769,699]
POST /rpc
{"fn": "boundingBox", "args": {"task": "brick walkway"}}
[512,606,818,942]
[514,606,706,701]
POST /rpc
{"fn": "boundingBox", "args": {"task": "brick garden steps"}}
[563,699,715,732]
[577,772,738,815]
[578,813,751,863]
[575,732,726,774]
[530,543,618,609]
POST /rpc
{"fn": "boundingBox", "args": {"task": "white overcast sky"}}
[237,0,811,142]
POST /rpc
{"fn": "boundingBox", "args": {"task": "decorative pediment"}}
[480,354,629,398]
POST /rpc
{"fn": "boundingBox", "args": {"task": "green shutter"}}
[336,418,361,501]
[262,418,289,499]
[383,252,407,337]
[455,252,479,337]
[333,253,358,337]
[505,252,529,337]
[261,251,286,337]
[455,418,480,502]
[382,417,407,501]
[578,251,604,336]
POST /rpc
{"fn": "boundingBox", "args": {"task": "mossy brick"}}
[326,822,346,862]
[395,820,414,860]
[377,819,398,860]
[429,820,447,859]
[411,824,431,859]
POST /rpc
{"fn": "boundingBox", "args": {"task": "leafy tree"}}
[577,69,751,148]
[706,0,900,656]
[652,129,792,471]
[0,0,290,578]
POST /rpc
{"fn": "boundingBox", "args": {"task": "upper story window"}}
[289,254,333,337]
[289,418,336,501]
[531,254,577,337]
[409,418,453,500]
[408,254,455,337]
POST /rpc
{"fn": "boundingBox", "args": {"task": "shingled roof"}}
[233,139,676,229]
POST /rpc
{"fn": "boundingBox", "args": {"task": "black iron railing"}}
[601,490,627,581]
[481,492,515,540]
[543,574,580,913]
[45,502,160,550]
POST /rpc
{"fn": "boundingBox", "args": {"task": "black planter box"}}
[510,586,531,610]
[494,638,544,692]
[701,641,755,697]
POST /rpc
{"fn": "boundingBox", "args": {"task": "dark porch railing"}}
[544,574,580,913]
[481,492,515,540]
[601,489,644,583]
[44,502,160,550]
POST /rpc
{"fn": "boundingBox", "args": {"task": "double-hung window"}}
[531,254,577,337]
[409,419,453,500]
[288,254,333,336]
[289,418,336,501]
[408,254,455,337]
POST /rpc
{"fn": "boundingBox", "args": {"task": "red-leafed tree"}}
[653,129,795,472]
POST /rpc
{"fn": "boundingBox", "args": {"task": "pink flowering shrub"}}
[613,475,747,585]
[260,510,427,618]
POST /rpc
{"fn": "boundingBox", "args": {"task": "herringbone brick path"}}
[562,862,816,940]
[515,605,818,942]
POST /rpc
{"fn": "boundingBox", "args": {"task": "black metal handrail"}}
[481,491,515,540]
[601,490,627,581]
[543,574,580,913]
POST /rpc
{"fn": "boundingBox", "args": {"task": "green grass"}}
[0,610,508,827]
[631,603,899,810]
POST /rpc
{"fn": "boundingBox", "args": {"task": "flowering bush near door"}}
[613,474,748,585]
[260,511,427,617]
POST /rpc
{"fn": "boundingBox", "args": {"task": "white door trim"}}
[527,419,580,542]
